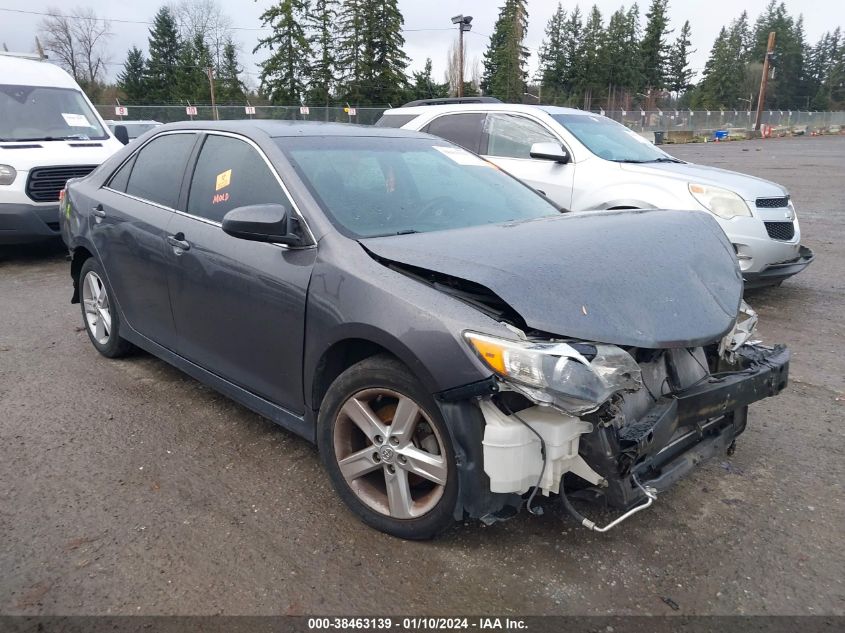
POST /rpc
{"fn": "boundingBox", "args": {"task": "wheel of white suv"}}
[317,355,458,540]
[79,258,133,358]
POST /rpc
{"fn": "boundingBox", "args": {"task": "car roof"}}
[152,119,432,139]
[381,103,592,117]
[0,56,81,89]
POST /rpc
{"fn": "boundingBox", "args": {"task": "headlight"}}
[0,165,16,185]
[464,332,642,414]
[688,183,751,219]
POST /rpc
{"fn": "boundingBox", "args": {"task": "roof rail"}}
[0,51,48,61]
[400,96,502,108]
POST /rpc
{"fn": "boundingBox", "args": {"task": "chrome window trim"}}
[102,128,317,247]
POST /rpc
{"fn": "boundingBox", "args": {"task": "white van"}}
[0,54,123,244]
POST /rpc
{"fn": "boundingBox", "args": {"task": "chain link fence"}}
[96,104,845,140]
[96,105,387,125]
[595,109,845,138]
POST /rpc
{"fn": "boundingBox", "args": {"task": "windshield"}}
[278,136,560,238]
[551,113,673,162]
[0,84,108,141]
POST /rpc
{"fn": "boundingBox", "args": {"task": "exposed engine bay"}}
[469,302,789,531]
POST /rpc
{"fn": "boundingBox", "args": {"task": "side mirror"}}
[113,125,130,145]
[221,203,303,245]
[530,142,569,164]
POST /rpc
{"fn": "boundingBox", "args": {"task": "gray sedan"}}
[60,121,789,539]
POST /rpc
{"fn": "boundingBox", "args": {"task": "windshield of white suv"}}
[279,136,561,238]
[0,84,108,141]
[550,113,680,163]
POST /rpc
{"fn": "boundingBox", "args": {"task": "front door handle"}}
[166,233,191,251]
[92,204,106,218]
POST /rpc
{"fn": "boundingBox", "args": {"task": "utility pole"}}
[451,15,473,97]
[206,66,218,121]
[754,31,776,132]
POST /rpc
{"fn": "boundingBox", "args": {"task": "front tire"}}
[79,257,132,358]
[318,355,458,540]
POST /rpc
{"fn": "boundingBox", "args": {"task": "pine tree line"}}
[117,6,246,105]
[253,0,449,106]
[527,0,845,111]
[113,0,844,110]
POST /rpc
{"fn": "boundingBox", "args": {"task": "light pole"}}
[451,15,473,98]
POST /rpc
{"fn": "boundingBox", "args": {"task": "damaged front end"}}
[448,302,789,531]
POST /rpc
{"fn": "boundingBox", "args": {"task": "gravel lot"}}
[1,135,843,616]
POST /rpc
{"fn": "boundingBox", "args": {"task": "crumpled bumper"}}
[743,245,814,289]
[577,344,790,509]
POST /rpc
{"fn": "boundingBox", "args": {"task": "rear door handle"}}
[166,233,191,251]
[92,204,106,218]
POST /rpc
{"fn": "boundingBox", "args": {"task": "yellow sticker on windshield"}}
[215,169,232,191]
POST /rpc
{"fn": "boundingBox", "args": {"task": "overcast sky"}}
[0,0,839,91]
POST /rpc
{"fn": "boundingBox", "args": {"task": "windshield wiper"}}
[613,157,683,164]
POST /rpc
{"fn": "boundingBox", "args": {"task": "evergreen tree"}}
[751,1,807,108]
[538,3,568,103]
[732,11,753,63]
[576,5,606,109]
[409,58,449,100]
[693,23,745,108]
[481,0,530,102]
[145,7,182,103]
[602,6,641,106]
[360,0,409,105]
[306,0,339,105]
[117,46,146,103]
[560,7,584,104]
[668,20,693,95]
[336,0,366,103]
[254,0,313,104]
[175,34,212,103]
[639,0,671,92]
[216,39,246,103]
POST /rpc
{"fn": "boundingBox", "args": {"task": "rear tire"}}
[317,355,458,540]
[79,257,133,358]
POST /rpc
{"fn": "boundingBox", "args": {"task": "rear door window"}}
[125,133,196,208]
[187,134,286,223]
[107,156,135,192]
[423,113,485,153]
[374,114,417,128]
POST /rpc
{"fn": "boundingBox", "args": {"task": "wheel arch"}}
[307,330,440,413]
[70,245,95,304]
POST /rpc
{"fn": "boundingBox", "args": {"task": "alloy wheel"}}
[82,271,112,345]
[333,388,448,519]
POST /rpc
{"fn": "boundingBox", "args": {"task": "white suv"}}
[377,101,813,288]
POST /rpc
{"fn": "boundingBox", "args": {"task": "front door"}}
[91,132,198,349]
[481,113,575,209]
[166,133,315,413]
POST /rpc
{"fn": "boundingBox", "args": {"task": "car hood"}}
[360,209,743,349]
[619,161,786,200]
[0,139,122,171]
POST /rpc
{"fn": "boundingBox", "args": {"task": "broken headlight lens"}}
[464,332,642,414]
[688,183,751,220]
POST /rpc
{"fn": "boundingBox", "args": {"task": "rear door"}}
[165,132,315,413]
[480,113,575,208]
[92,132,198,348]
